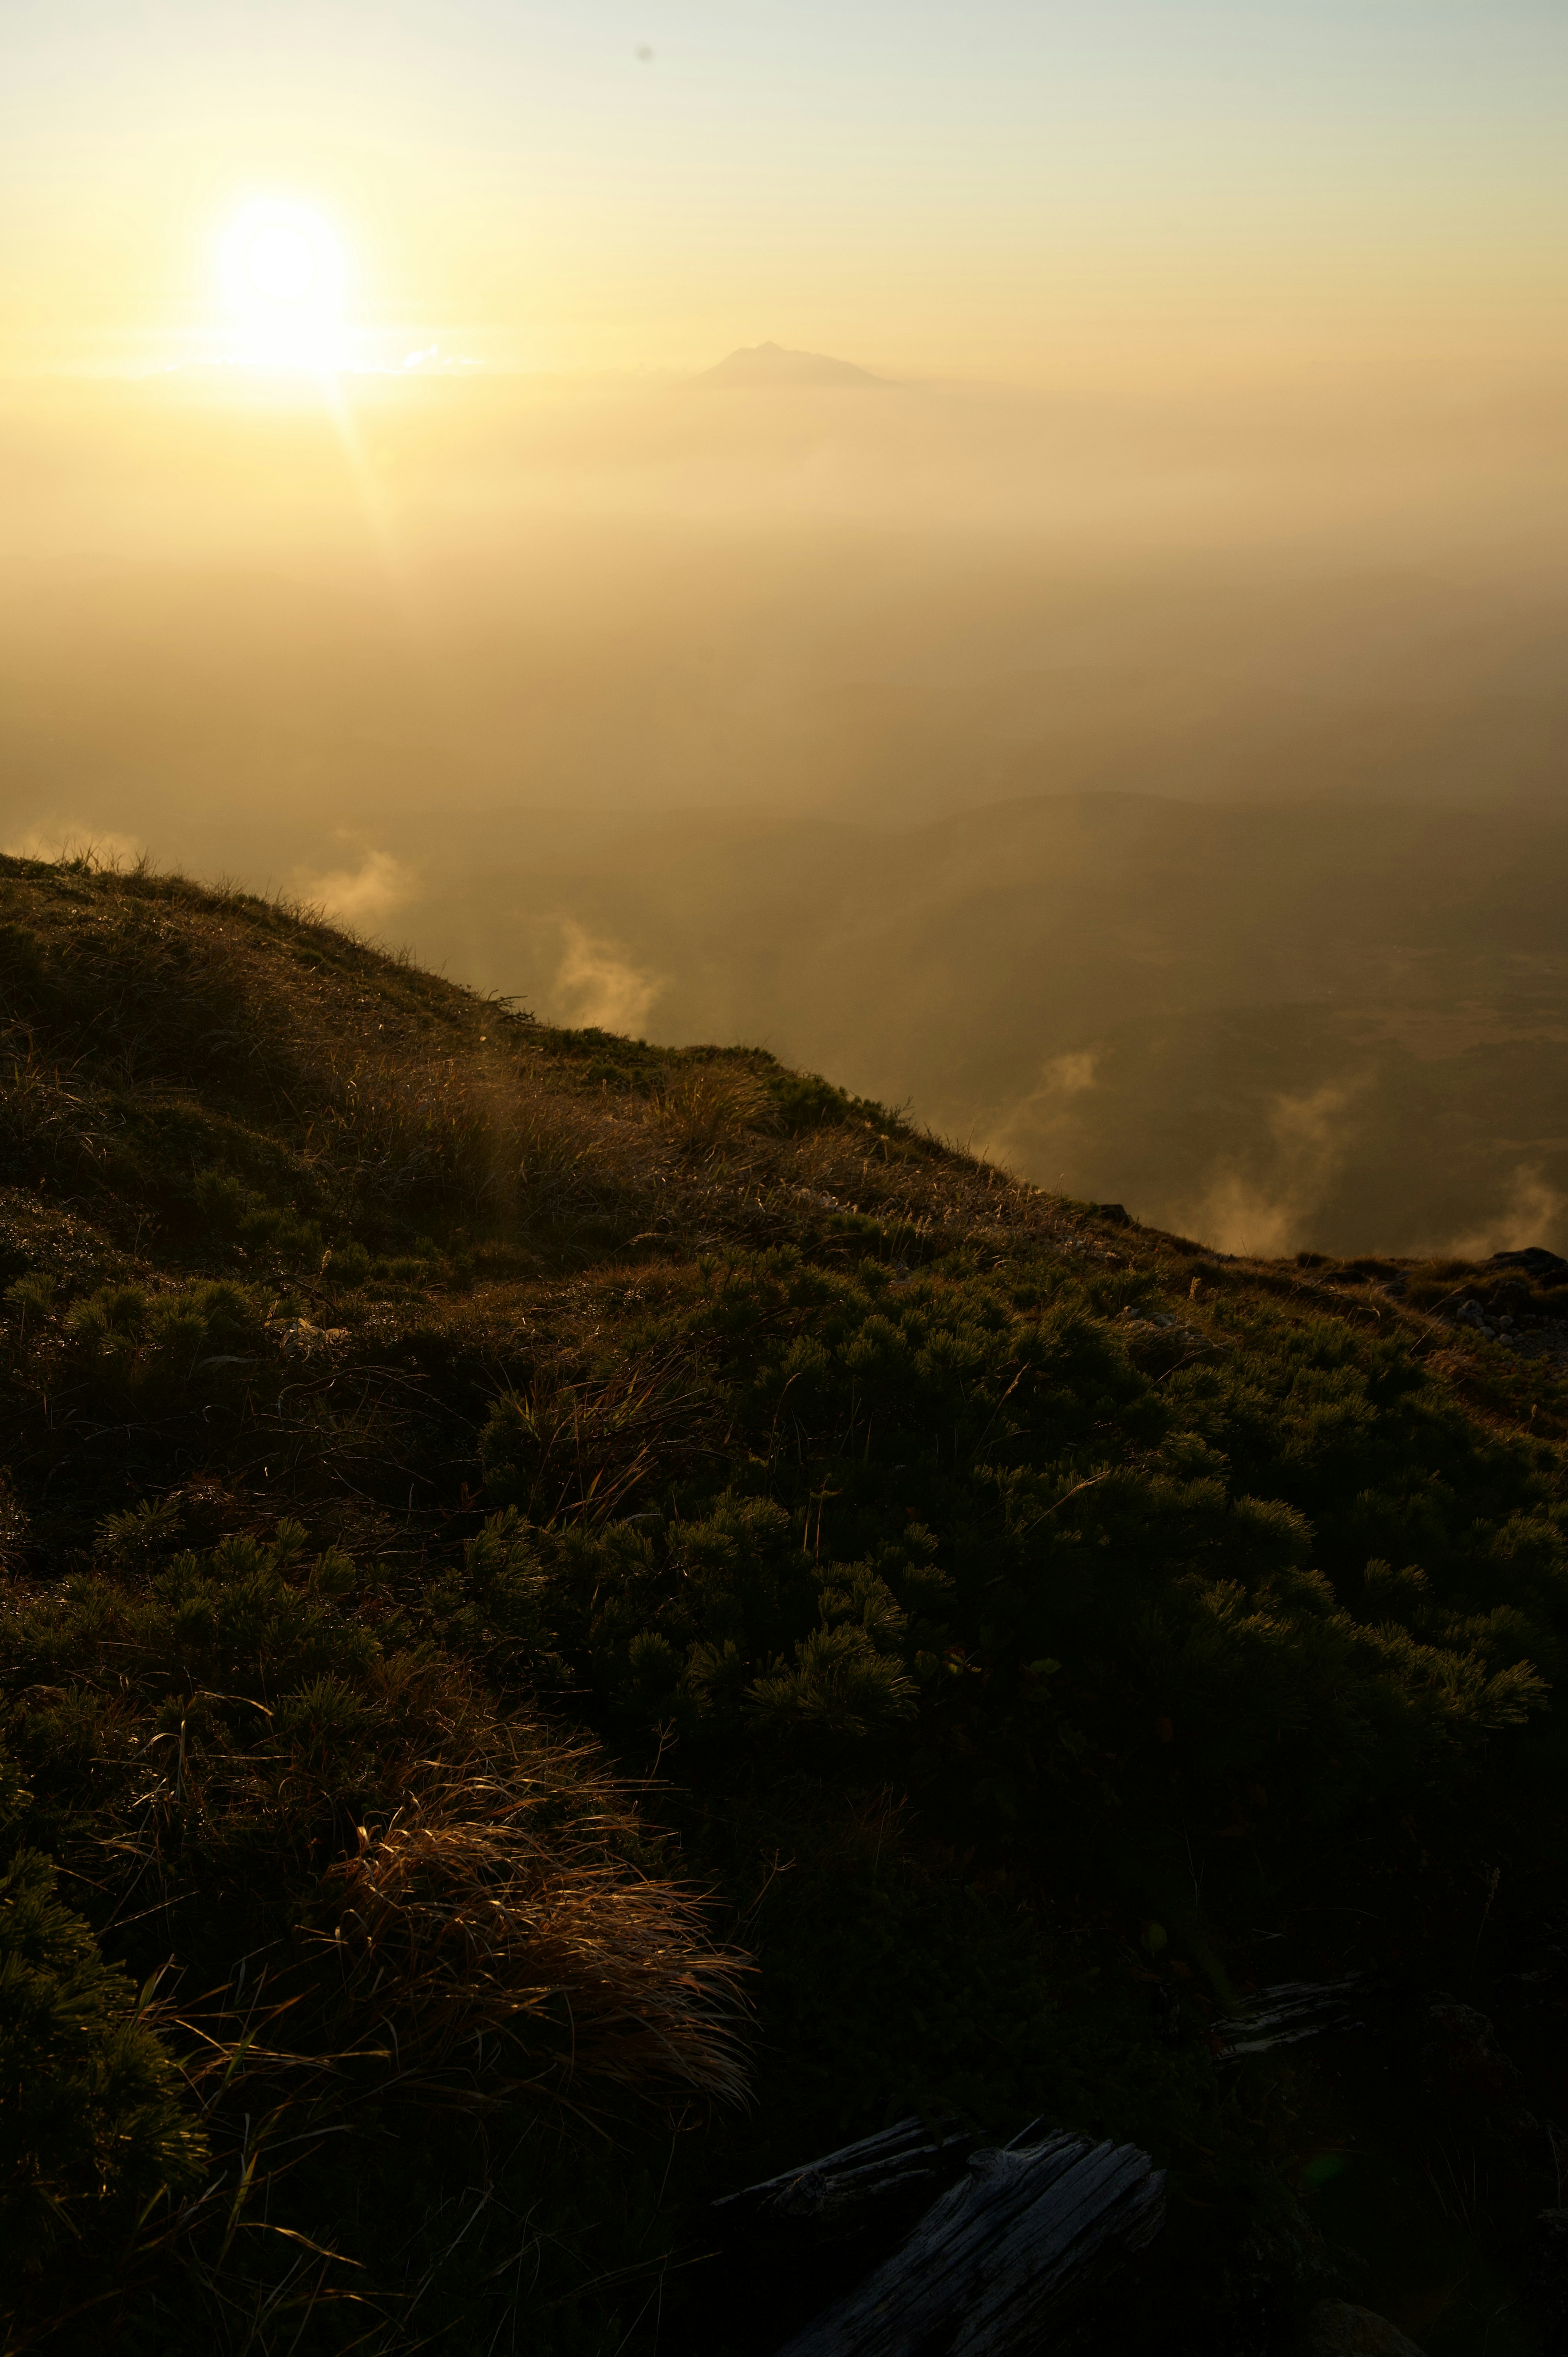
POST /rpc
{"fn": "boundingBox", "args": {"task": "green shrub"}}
[508,1251,1565,1876]
[327,1239,371,1287]
[3,1272,56,1332]
[59,1280,267,1409]
[763,1066,895,1135]
[66,1282,148,1348]
[0,1743,205,2283]
[194,1168,324,1267]
[190,1167,247,1231]
[95,1495,185,1567]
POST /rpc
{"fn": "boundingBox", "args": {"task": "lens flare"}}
[246,223,316,303]
[220,200,347,369]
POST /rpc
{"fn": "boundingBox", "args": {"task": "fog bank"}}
[4,363,1566,1255]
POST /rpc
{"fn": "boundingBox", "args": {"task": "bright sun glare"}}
[220,200,348,369]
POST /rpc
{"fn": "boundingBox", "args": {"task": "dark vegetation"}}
[4,854,1568,2352]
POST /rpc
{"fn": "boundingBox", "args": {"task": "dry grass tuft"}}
[645,1064,772,1160]
[318,1759,751,2108]
[305,1047,644,1239]
[305,1054,507,1220]
[482,1357,711,1525]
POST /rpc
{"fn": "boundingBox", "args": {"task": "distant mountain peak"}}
[695,341,890,388]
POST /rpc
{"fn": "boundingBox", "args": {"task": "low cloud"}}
[982,1049,1100,1184]
[3,818,146,867]
[292,845,418,931]
[1437,1164,1568,1262]
[1186,1079,1361,1258]
[549,921,664,1035]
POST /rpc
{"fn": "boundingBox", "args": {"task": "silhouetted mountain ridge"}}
[695,339,891,387]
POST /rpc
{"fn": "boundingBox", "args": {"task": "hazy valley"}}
[4,367,1564,1265]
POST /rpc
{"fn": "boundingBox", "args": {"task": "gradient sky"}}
[1,0,1565,385]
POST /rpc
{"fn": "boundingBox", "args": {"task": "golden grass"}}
[483,1356,711,1525]
[1,853,1056,1278]
[643,1064,772,1160]
[318,1754,751,2109]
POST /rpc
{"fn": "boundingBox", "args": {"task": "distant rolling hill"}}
[695,339,892,387]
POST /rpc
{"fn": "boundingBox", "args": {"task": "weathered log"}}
[1215,1976,1363,2059]
[774,2125,1165,2357]
[713,2115,979,2252]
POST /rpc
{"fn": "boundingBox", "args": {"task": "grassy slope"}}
[4,855,1568,2354]
[381,790,1568,1255]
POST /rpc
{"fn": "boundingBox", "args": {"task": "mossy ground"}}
[4,854,1568,2353]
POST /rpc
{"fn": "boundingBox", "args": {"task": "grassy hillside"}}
[166,789,1568,1259]
[5,854,1568,2354]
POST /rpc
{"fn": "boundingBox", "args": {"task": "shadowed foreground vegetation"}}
[5,854,1568,2353]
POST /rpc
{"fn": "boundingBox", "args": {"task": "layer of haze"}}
[2,0,1566,1255]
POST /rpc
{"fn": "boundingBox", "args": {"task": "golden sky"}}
[1,0,1564,390]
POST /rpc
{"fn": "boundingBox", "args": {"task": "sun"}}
[220,200,348,369]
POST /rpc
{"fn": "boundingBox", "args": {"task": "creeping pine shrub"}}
[4,1272,56,1333]
[748,1623,920,1739]
[418,1506,556,1670]
[190,1167,249,1231]
[61,1279,265,1402]
[328,1239,371,1287]
[96,1494,185,1567]
[506,1250,1566,1873]
[0,1741,205,2281]
[193,1167,324,1268]
[66,1281,149,1347]
[762,1066,882,1134]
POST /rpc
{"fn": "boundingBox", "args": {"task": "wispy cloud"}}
[549,921,664,1035]
[292,844,418,931]
[1187,1080,1362,1257]
[1437,1163,1568,1262]
[3,818,145,867]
